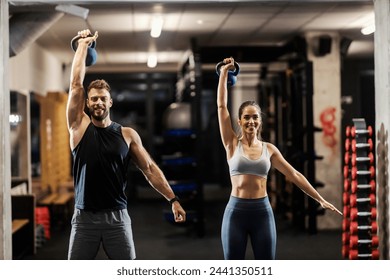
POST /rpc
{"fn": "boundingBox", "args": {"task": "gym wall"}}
[9,42,65,96]
[306,31,343,230]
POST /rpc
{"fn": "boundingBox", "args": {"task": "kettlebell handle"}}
[71,34,96,52]
[70,34,98,67]
[215,61,240,76]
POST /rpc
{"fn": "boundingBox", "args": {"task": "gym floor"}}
[23,185,342,260]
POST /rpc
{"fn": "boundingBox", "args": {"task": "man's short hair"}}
[87,79,111,96]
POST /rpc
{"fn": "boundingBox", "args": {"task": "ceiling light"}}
[147,53,158,68]
[150,15,163,38]
[361,24,375,35]
[9,114,22,126]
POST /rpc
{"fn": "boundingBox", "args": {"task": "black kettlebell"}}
[215,61,240,87]
[70,34,97,67]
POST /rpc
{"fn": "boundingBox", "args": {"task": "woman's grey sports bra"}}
[228,141,271,179]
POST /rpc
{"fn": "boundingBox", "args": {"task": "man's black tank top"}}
[72,122,130,211]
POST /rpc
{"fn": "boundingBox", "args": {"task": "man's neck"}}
[91,117,112,128]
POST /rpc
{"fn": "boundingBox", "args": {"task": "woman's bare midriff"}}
[230,174,268,199]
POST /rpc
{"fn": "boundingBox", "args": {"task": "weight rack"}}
[342,118,378,259]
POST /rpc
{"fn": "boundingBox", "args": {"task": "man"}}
[66,29,186,260]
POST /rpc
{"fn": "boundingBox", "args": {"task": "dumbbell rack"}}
[342,118,379,259]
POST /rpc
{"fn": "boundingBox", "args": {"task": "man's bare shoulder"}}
[121,126,141,145]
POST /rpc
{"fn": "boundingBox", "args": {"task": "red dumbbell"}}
[350,207,377,221]
[349,249,379,260]
[345,126,351,137]
[342,219,350,231]
[345,138,351,151]
[350,235,379,248]
[344,152,350,165]
[351,138,373,153]
[351,125,373,138]
[343,165,350,178]
[351,166,375,180]
[351,152,374,166]
[350,221,378,234]
[351,179,376,194]
[342,245,349,259]
[350,193,376,207]
[342,232,350,245]
[343,205,350,217]
[344,179,350,192]
[343,192,350,205]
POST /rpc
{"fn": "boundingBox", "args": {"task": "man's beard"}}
[89,107,109,121]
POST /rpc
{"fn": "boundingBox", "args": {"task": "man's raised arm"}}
[66,29,98,149]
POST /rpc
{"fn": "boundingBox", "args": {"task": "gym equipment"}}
[345,138,350,151]
[35,207,50,239]
[349,193,376,207]
[345,126,351,137]
[161,53,205,237]
[161,155,197,180]
[342,232,350,244]
[342,219,350,231]
[350,207,377,221]
[350,235,379,248]
[345,138,374,152]
[70,34,97,66]
[169,181,198,193]
[215,60,240,87]
[351,166,375,180]
[343,192,350,205]
[351,152,374,166]
[349,249,379,260]
[344,152,350,165]
[343,179,350,192]
[343,165,375,179]
[343,165,349,178]
[350,221,377,234]
[342,119,377,260]
[342,245,349,258]
[343,205,350,216]
[351,180,376,194]
[162,102,192,130]
[351,138,373,152]
[350,125,373,138]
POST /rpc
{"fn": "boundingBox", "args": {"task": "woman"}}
[217,57,342,260]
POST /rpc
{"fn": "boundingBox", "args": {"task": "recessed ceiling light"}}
[147,53,158,68]
[151,15,163,38]
[361,24,375,35]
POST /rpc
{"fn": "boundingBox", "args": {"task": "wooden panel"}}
[12,219,29,234]
[38,92,71,193]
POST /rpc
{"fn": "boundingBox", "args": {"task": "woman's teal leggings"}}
[221,196,276,260]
